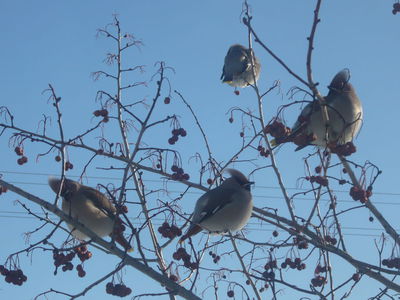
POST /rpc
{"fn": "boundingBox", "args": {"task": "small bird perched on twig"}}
[179,169,254,243]
[291,69,363,150]
[270,69,363,151]
[221,44,261,88]
[48,178,133,252]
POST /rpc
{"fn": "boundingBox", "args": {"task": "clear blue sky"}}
[1,1,399,299]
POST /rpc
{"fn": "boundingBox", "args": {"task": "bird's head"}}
[226,169,254,191]
[48,177,80,198]
[328,69,353,93]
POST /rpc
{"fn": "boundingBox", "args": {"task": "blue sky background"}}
[0,1,400,299]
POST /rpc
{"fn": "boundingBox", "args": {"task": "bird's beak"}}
[244,181,255,188]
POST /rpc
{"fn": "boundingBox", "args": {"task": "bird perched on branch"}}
[221,44,261,88]
[48,178,133,252]
[270,69,363,151]
[179,169,254,243]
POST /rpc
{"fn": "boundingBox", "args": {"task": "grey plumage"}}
[221,44,261,88]
[179,169,254,243]
[48,178,133,252]
[292,69,363,150]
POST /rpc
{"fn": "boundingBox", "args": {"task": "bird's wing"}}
[81,187,116,217]
[192,188,236,225]
[292,101,321,133]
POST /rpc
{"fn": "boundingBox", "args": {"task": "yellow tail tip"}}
[270,139,277,147]
[127,247,134,253]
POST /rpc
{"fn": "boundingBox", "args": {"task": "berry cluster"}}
[328,142,356,157]
[158,222,182,239]
[350,186,372,204]
[264,259,277,270]
[15,146,28,166]
[0,186,7,195]
[281,258,306,271]
[263,120,291,143]
[257,145,270,158]
[106,282,132,297]
[164,97,171,104]
[311,275,327,287]
[76,264,86,278]
[208,251,221,264]
[53,250,75,272]
[293,133,317,148]
[382,257,400,269]
[168,128,187,145]
[324,235,337,245]
[293,236,309,250]
[171,165,190,181]
[172,247,199,270]
[64,161,74,171]
[0,266,27,286]
[262,260,277,280]
[93,109,109,122]
[314,264,331,274]
[262,269,275,281]
[14,146,24,156]
[53,246,92,275]
[305,175,328,187]
[393,2,400,14]
[76,245,92,262]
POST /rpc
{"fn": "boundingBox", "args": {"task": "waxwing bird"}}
[220,44,261,88]
[179,169,254,243]
[291,69,363,151]
[48,178,133,252]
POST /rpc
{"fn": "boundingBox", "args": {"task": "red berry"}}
[207,178,213,185]
[315,166,322,174]
[240,132,244,137]
[164,97,171,104]
[272,230,278,237]
[14,147,24,156]
[55,155,61,162]
[227,290,235,297]
[93,110,101,117]
[229,117,234,123]
[352,273,360,282]
[234,90,240,95]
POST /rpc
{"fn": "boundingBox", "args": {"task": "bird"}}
[48,178,133,252]
[290,69,363,151]
[220,44,261,88]
[179,169,254,243]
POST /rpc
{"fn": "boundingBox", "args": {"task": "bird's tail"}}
[179,224,202,244]
[114,233,133,252]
